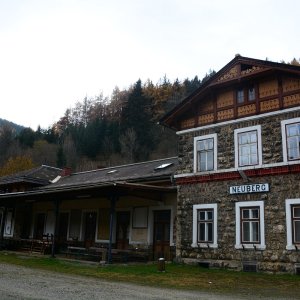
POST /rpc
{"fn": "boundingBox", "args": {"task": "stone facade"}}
[176,110,300,273]
[177,110,300,175]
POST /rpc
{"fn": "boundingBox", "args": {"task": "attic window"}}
[241,64,252,71]
[154,163,173,170]
[107,170,118,174]
[236,85,256,104]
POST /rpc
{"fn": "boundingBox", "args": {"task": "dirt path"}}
[0,262,256,300]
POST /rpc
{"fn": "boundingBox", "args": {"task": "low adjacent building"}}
[0,157,177,262]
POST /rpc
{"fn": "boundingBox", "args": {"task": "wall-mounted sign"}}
[229,183,269,195]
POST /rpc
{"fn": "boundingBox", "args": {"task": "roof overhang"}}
[0,180,177,204]
[160,55,300,130]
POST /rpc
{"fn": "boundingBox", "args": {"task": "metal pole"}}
[108,195,117,264]
[51,199,60,258]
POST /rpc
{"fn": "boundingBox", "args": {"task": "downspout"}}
[108,194,118,264]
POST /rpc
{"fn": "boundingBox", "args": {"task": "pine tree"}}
[121,79,154,161]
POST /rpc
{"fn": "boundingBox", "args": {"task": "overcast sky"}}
[0,0,299,129]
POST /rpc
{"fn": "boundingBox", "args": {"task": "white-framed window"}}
[241,207,260,243]
[234,125,262,168]
[285,199,300,250]
[192,203,218,248]
[235,201,265,250]
[281,118,300,162]
[194,134,217,173]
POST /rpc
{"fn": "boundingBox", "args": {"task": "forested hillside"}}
[1,57,299,175]
[0,71,220,175]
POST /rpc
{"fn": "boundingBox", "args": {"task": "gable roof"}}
[46,157,178,190]
[160,55,300,129]
[0,157,178,200]
[0,165,62,187]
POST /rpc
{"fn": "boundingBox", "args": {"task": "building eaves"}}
[0,165,62,186]
[46,157,178,189]
[159,55,300,129]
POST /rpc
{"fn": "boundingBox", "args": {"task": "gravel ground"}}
[0,262,254,300]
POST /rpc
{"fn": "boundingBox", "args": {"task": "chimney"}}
[61,167,72,177]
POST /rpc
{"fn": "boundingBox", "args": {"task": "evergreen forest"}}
[1,57,298,176]
[0,74,214,175]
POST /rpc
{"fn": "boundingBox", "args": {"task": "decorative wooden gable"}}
[216,64,267,83]
[160,56,300,131]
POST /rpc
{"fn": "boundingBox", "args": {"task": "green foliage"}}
[1,73,210,171]
[121,79,154,161]
[1,252,300,299]
[0,156,35,176]
[0,118,24,134]
[0,124,15,157]
[18,128,36,148]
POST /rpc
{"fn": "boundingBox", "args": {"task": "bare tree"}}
[119,128,138,163]
[102,136,114,166]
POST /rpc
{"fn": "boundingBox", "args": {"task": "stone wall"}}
[176,109,300,273]
[177,174,300,273]
[177,110,300,175]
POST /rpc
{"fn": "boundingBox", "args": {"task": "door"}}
[116,211,130,249]
[153,210,171,260]
[34,213,46,239]
[84,212,97,248]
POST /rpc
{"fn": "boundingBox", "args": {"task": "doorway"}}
[83,211,97,248]
[34,213,46,239]
[20,206,32,239]
[153,210,171,260]
[116,211,130,249]
[58,212,69,243]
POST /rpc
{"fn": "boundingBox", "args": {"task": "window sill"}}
[286,245,300,251]
[235,244,266,250]
[192,243,218,249]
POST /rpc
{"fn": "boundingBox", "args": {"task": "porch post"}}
[51,199,60,258]
[108,194,118,264]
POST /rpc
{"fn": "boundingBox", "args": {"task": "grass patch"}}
[1,252,300,299]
